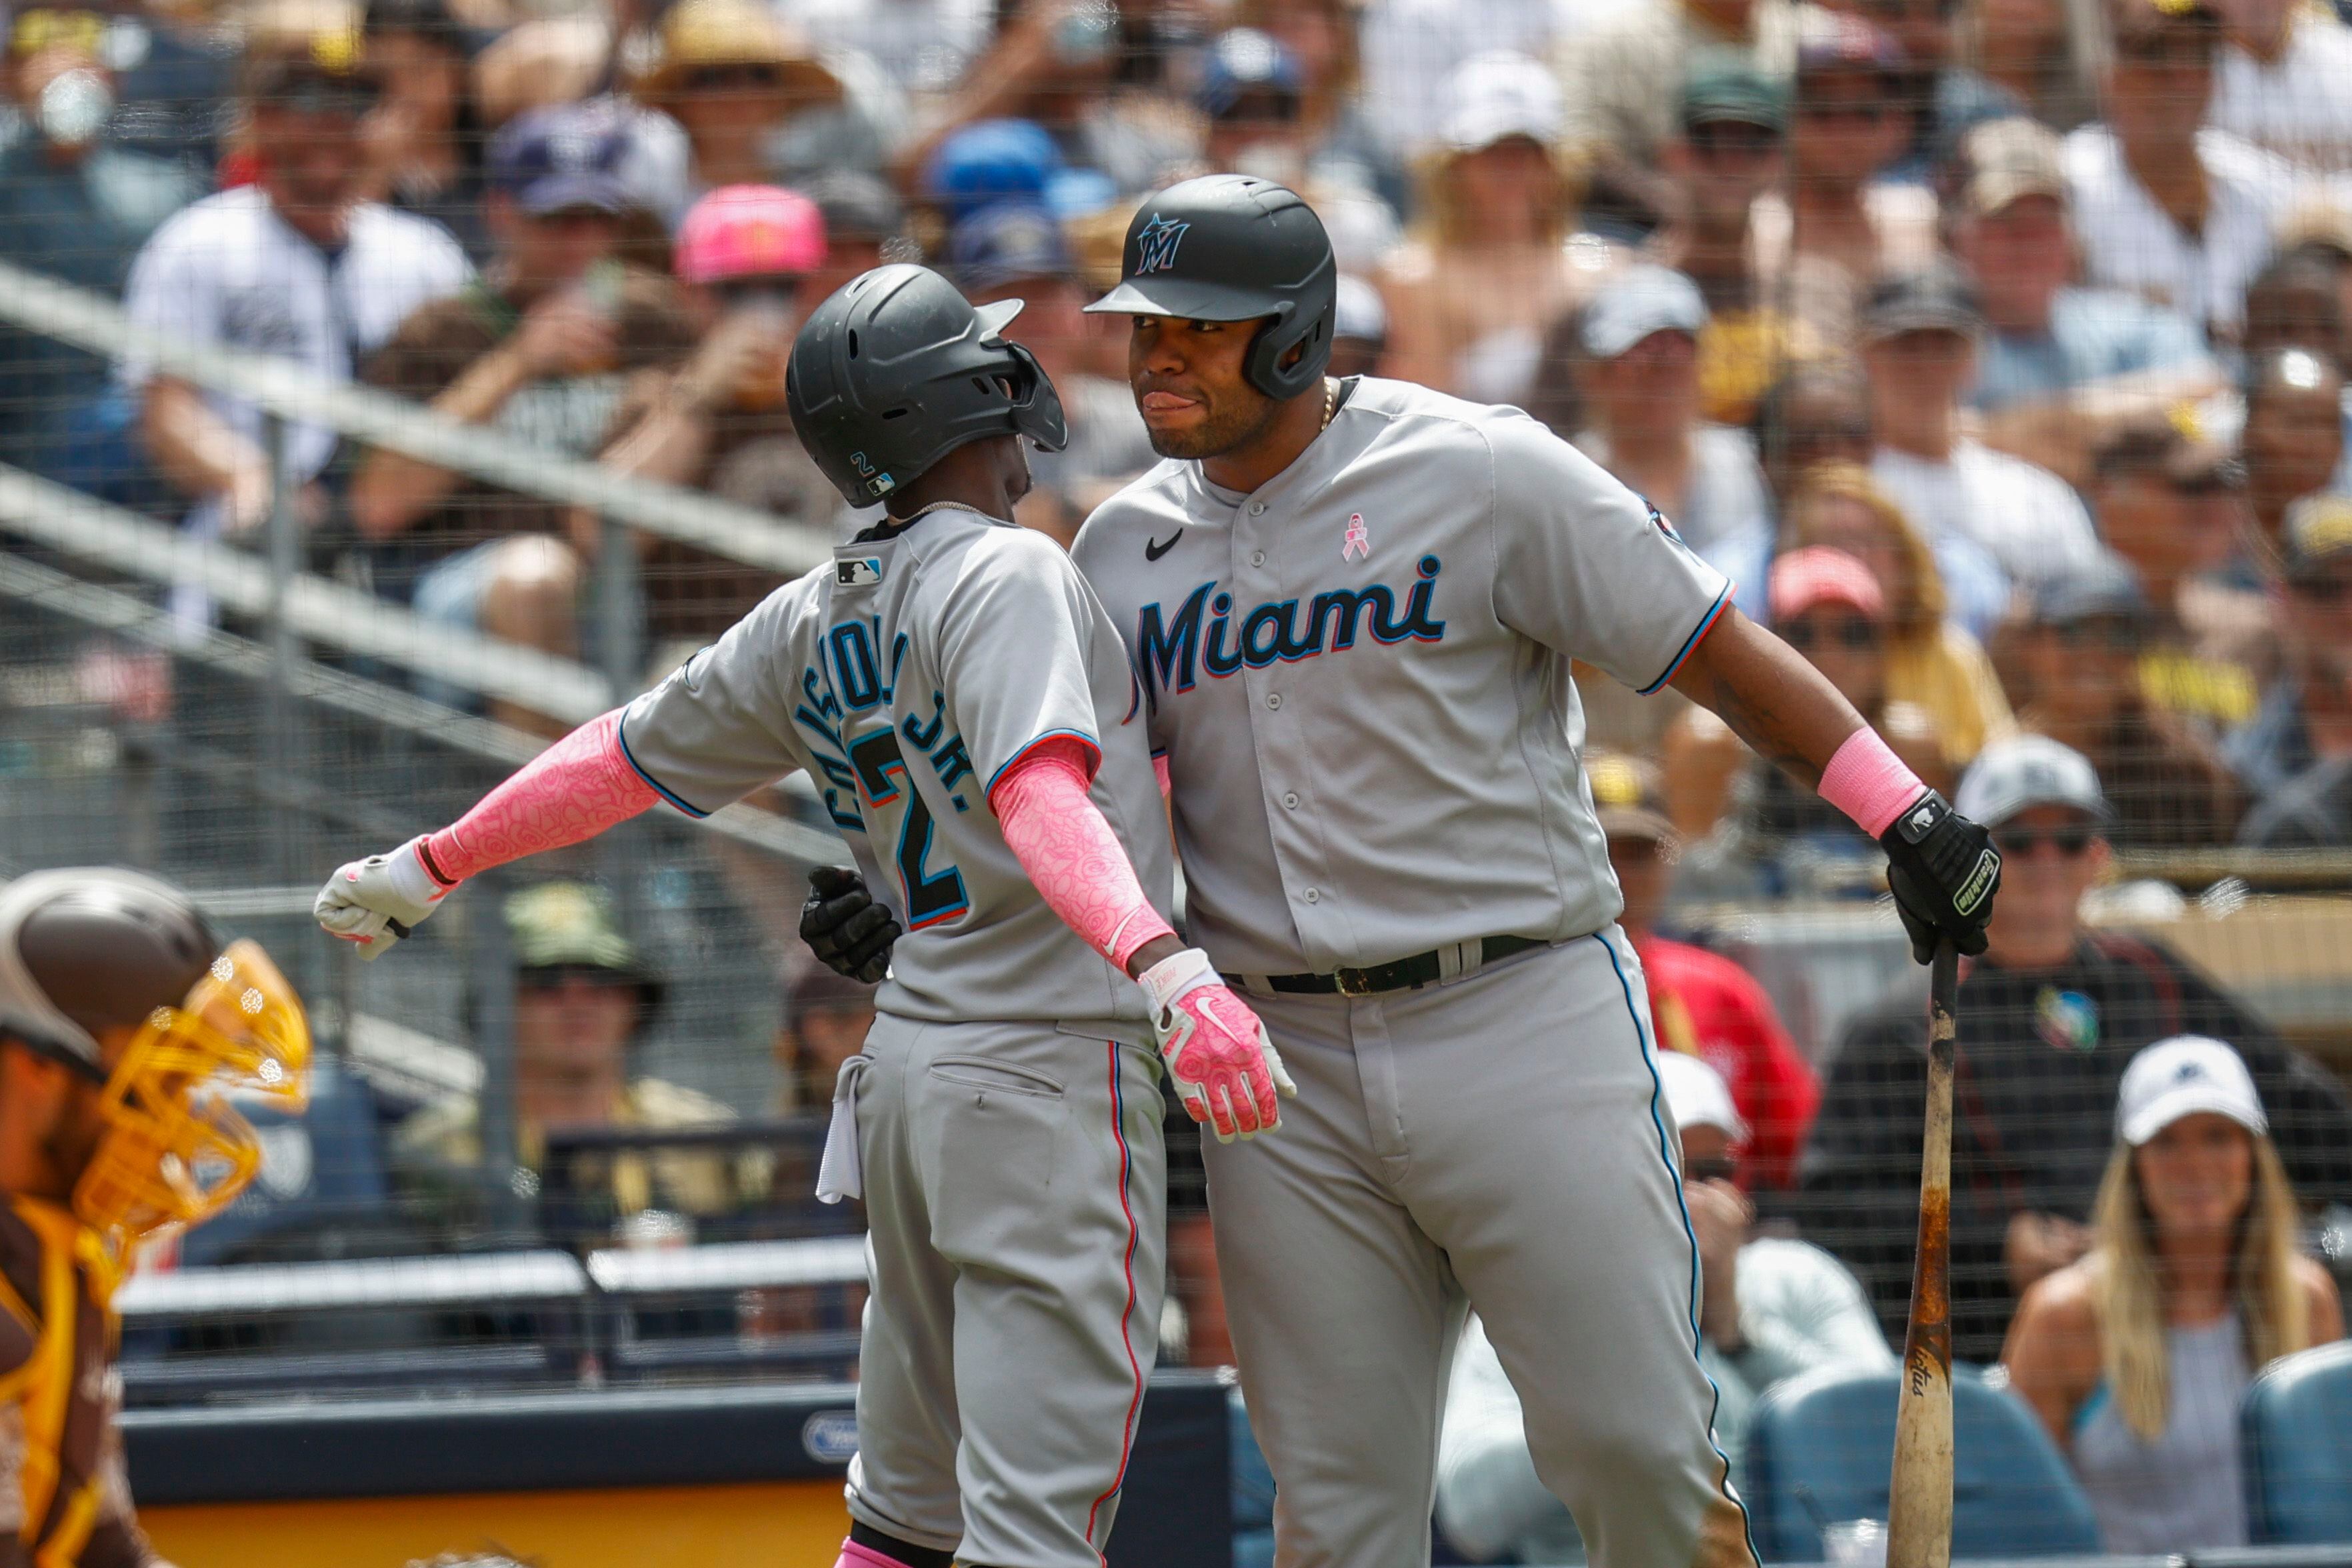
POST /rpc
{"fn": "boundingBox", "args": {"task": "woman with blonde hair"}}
[2004,1036,2343,1553]
[1783,461,2015,769]
[1377,51,1593,407]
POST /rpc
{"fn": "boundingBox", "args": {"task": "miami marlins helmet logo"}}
[1134,213,1190,274]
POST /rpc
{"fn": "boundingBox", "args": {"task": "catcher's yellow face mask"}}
[72,939,311,1244]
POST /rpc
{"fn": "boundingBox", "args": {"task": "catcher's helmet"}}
[1084,174,1337,400]
[787,263,1068,507]
[0,869,309,1241]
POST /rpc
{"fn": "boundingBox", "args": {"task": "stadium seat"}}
[2243,1340,2352,1544]
[1741,1364,2101,1561]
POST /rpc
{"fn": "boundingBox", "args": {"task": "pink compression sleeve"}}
[991,739,1176,973]
[1817,725,1929,839]
[419,709,661,884]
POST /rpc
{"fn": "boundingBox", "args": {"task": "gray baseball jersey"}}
[621,502,1172,1031]
[1069,376,1731,977]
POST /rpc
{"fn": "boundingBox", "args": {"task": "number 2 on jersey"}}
[845,726,969,929]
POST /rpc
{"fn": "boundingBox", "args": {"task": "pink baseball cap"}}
[1771,546,1887,623]
[675,185,826,284]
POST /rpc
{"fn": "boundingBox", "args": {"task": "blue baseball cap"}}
[488,102,634,217]
[948,203,1073,293]
[921,117,1115,223]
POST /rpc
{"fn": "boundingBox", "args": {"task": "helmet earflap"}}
[1244,297,1335,400]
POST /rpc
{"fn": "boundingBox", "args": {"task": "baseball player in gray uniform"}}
[807,179,2004,1568]
[312,265,1292,1568]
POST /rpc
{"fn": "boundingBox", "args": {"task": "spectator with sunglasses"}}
[1799,734,2352,1362]
[1435,1051,1887,1564]
[2009,553,2245,847]
[392,883,747,1246]
[1665,547,1947,874]
[587,185,836,648]
[2229,495,2352,809]
[629,0,850,212]
[2063,0,2297,341]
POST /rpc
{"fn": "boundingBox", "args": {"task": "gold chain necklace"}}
[1319,377,1337,433]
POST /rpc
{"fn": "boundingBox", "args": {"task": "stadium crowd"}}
[2,0,2352,1556]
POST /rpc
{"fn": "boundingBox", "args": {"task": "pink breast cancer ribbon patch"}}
[1341,512,1370,562]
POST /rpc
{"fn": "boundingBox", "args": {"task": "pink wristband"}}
[1817,725,1928,839]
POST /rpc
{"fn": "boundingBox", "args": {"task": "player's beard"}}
[1143,385,1285,461]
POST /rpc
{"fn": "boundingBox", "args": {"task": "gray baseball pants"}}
[1208,928,1757,1568]
[842,1014,1168,1567]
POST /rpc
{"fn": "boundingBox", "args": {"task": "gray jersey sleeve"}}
[619,583,819,816]
[934,529,1116,802]
[1485,413,1733,694]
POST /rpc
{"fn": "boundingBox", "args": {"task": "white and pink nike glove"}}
[313,835,455,959]
[1137,947,1296,1143]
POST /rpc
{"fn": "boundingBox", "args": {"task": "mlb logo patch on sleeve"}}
[837,557,885,587]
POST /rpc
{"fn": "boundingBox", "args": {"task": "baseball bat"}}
[1887,941,1959,1568]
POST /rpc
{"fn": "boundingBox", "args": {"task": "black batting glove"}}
[801,866,899,985]
[1877,790,2002,964]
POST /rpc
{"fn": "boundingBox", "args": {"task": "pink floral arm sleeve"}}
[418,709,661,885]
[989,737,1174,973]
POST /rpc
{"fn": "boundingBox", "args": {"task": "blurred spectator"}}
[2010,553,2246,846]
[2064,0,2295,340]
[589,185,831,645]
[778,0,989,97]
[1435,1052,1885,1564]
[917,117,1117,234]
[2227,494,2352,805]
[1956,119,2222,488]
[1666,547,1947,857]
[1198,27,1305,178]
[2003,1036,2343,1552]
[1753,357,1875,511]
[353,103,695,727]
[2206,0,2352,173]
[770,963,877,1114]
[1865,266,2102,591]
[1591,753,1821,1187]
[2238,345,2347,567]
[1379,51,1589,405]
[0,2,205,501]
[1800,735,2352,1361]
[1571,265,1774,600]
[1777,14,1937,322]
[122,23,471,621]
[2272,199,2352,372]
[947,203,1153,535]
[1557,0,1799,240]
[2241,249,2349,367]
[1357,0,1565,163]
[1659,59,1831,430]
[1783,463,2016,769]
[630,0,851,215]
[1328,274,1389,379]
[395,883,745,1238]
[1952,0,2100,129]
[361,0,493,259]
[791,167,910,304]
[2089,417,2269,727]
[1232,0,1401,213]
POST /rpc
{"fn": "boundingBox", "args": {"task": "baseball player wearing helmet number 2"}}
[314,265,1291,1568]
[805,177,2007,1568]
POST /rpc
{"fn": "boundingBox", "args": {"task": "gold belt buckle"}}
[1334,967,1373,997]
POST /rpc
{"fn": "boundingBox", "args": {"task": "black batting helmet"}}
[787,263,1069,507]
[1083,175,1337,401]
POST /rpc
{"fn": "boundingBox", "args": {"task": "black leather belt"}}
[1247,935,1547,997]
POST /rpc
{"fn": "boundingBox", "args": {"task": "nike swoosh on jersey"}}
[1145,532,1181,561]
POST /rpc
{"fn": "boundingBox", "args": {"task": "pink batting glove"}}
[1138,948,1297,1143]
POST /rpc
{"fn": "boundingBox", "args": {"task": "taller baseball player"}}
[312,265,1291,1568]
[809,178,2005,1568]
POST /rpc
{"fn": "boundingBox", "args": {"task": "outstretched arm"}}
[314,709,661,958]
[989,737,1293,1141]
[1669,608,2001,961]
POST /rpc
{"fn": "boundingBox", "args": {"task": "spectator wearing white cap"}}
[1569,264,1775,605]
[1435,1049,1889,1564]
[2004,1035,2342,1553]
[1377,51,1590,407]
[1801,734,2352,1363]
